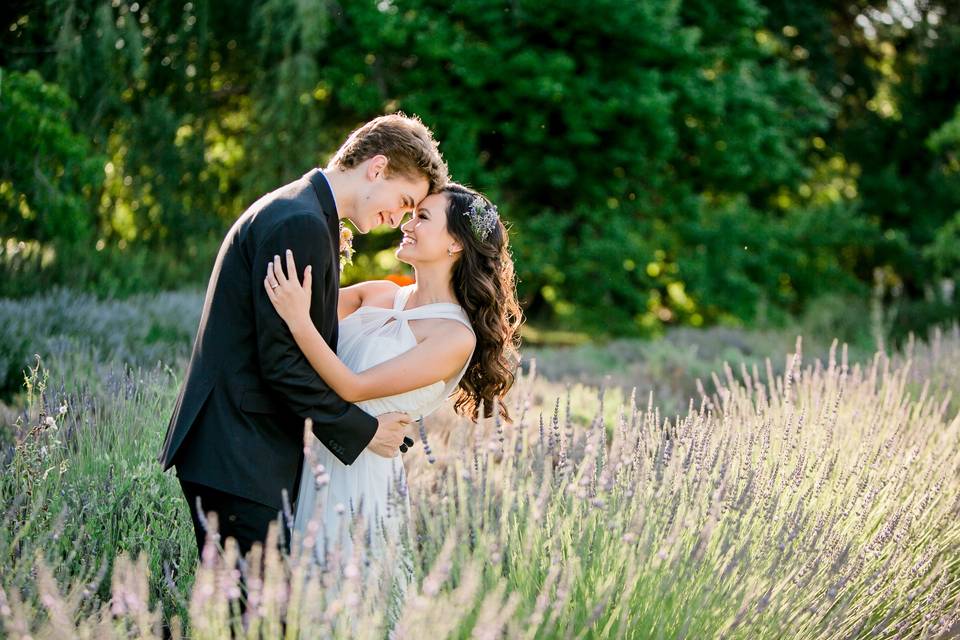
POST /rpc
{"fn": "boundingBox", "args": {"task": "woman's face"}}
[396,193,461,265]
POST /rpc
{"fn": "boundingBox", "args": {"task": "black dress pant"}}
[178,478,287,559]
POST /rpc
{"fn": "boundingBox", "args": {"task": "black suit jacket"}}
[158,169,378,509]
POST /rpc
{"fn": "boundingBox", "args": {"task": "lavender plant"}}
[896,323,960,416]
[0,288,201,394]
[2,330,958,638]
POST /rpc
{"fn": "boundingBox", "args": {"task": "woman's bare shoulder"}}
[427,318,476,349]
[349,280,401,307]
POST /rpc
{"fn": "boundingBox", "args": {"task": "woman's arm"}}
[265,252,475,402]
[251,219,378,466]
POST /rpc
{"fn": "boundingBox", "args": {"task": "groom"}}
[158,114,449,557]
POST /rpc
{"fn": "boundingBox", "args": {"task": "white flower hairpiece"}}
[464,195,499,242]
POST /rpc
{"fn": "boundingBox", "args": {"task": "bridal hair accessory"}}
[464,195,498,242]
[339,221,354,272]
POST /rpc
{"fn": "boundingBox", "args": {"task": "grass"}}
[1,289,958,638]
[1,357,196,629]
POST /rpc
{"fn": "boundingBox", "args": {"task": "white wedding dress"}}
[291,284,473,623]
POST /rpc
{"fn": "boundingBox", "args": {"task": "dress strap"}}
[393,284,414,311]
[400,305,474,334]
[346,285,473,340]
[388,285,474,334]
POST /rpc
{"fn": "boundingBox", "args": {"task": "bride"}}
[263,183,521,612]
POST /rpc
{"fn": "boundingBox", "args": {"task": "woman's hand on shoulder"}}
[264,250,313,332]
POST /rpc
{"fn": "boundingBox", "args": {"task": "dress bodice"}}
[335,284,474,421]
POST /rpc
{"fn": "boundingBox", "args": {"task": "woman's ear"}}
[366,154,389,180]
[449,240,463,255]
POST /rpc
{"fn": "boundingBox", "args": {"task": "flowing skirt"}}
[292,437,415,635]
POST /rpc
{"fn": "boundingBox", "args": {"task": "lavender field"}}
[1,290,958,638]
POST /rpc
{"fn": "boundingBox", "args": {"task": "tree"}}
[3,0,954,335]
[761,0,960,335]
[0,68,103,246]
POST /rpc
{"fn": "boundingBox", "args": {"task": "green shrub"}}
[0,68,104,248]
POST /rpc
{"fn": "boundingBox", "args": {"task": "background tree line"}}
[1,0,958,340]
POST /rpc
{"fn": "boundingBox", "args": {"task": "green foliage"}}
[761,2,960,301]
[927,103,960,156]
[0,68,104,246]
[369,0,839,332]
[923,211,960,278]
[2,1,958,336]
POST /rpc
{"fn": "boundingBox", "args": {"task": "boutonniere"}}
[339,221,354,272]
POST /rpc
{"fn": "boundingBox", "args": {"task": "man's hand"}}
[367,412,411,458]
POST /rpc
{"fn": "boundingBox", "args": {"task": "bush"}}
[0,68,104,248]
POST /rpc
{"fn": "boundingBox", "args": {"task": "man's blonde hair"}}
[329,113,449,193]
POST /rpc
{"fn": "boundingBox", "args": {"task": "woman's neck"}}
[407,265,457,306]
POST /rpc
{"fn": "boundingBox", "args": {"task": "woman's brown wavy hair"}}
[443,183,523,422]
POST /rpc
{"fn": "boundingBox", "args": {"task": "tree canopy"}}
[2,1,957,337]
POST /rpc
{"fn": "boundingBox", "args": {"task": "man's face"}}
[353,164,429,234]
